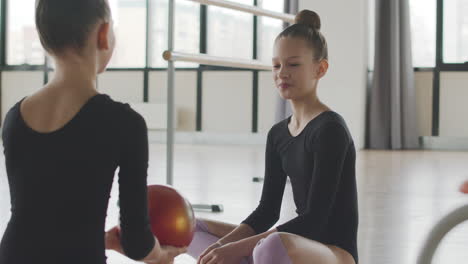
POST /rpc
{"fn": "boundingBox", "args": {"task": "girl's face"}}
[96,19,116,74]
[272,37,328,101]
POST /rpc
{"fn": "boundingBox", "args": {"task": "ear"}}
[97,22,110,50]
[316,59,329,79]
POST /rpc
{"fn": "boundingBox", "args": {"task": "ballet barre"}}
[163,51,272,71]
[185,0,295,22]
[165,0,293,212]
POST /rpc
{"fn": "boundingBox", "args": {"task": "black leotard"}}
[243,111,359,263]
[0,94,154,264]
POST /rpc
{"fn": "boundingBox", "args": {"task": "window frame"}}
[431,0,468,136]
[369,0,468,136]
[0,0,286,132]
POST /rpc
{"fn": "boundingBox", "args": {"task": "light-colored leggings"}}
[187,219,293,264]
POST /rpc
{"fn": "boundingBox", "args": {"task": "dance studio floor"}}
[1,143,468,264]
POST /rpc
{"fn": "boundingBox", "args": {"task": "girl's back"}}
[0,93,150,263]
[0,0,186,263]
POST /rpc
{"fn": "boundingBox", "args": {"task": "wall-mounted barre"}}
[185,0,295,23]
[165,0,294,212]
[163,51,272,71]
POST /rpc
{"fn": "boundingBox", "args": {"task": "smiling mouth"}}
[279,84,290,89]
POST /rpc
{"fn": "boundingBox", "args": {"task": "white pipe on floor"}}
[418,204,468,263]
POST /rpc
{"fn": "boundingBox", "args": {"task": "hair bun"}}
[294,10,321,30]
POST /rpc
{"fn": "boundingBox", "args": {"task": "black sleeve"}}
[242,130,287,234]
[2,107,15,146]
[276,122,350,239]
[117,107,155,260]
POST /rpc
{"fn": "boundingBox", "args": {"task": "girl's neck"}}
[289,94,329,128]
[47,55,98,95]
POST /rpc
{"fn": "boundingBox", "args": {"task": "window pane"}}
[443,0,468,63]
[258,0,284,63]
[108,0,146,68]
[260,0,283,12]
[369,0,375,70]
[369,0,436,68]
[150,0,200,67]
[7,0,44,65]
[208,0,254,60]
[409,0,436,67]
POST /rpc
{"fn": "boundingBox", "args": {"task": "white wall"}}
[0,70,444,145]
[258,71,277,133]
[411,72,468,138]
[1,71,43,122]
[299,0,368,148]
[413,72,468,138]
[98,71,144,102]
[202,71,253,133]
[440,72,468,137]
[414,72,433,137]
[149,71,197,131]
[97,71,198,131]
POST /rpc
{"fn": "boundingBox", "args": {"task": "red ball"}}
[147,185,195,247]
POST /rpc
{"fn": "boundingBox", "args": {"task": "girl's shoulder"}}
[304,111,353,147]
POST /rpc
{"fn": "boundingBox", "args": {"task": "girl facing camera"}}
[186,10,359,264]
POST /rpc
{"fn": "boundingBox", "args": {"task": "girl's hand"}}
[198,242,245,264]
[105,226,124,254]
[197,241,222,264]
[105,225,186,264]
[145,245,187,264]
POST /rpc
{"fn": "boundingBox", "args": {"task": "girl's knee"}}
[252,233,292,264]
[195,218,210,233]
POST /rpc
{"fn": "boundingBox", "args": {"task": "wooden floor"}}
[1,144,468,263]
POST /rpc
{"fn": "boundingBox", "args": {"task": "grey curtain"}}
[368,0,419,149]
[274,0,298,122]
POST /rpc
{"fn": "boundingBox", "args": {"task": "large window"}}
[443,0,468,63]
[369,0,437,68]
[409,0,436,67]
[368,0,375,70]
[206,0,284,62]
[369,0,468,136]
[6,0,150,67]
[108,0,147,68]
[7,0,44,65]
[370,0,468,68]
[208,0,254,60]
[258,0,284,63]
[4,0,200,68]
[4,0,282,68]
[149,0,200,67]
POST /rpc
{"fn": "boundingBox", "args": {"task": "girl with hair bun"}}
[186,9,358,264]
